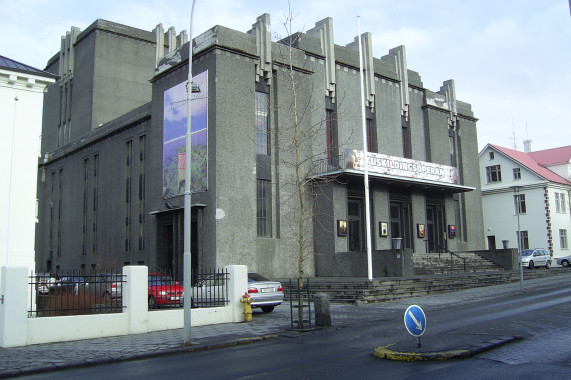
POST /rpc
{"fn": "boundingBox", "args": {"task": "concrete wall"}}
[315,249,414,277]
[0,265,247,348]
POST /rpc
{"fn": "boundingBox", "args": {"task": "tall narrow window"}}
[255,91,269,155]
[449,135,456,167]
[518,230,529,250]
[514,193,526,214]
[561,229,568,249]
[138,135,146,251]
[562,193,567,214]
[57,168,63,257]
[82,158,89,255]
[326,109,334,165]
[257,179,272,237]
[124,141,132,252]
[92,154,99,255]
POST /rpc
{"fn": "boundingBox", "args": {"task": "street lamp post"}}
[183,0,197,345]
[511,185,524,291]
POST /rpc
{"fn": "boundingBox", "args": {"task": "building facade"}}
[479,143,571,260]
[0,55,55,275]
[36,15,484,279]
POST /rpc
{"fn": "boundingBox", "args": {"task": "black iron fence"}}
[190,268,230,308]
[28,268,230,316]
[28,271,125,317]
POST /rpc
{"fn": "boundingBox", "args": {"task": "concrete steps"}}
[413,252,504,275]
[280,268,569,304]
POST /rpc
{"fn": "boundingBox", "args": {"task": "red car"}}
[148,274,183,309]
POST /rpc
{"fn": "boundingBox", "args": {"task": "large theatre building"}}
[35,15,484,279]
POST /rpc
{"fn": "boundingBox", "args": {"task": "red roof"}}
[528,145,571,166]
[489,144,571,186]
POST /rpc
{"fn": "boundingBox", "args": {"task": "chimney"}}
[523,139,533,152]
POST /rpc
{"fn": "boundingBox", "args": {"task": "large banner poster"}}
[163,71,208,198]
[345,148,459,184]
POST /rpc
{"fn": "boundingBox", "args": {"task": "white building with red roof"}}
[479,143,571,262]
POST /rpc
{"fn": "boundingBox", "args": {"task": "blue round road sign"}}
[404,305,426,337]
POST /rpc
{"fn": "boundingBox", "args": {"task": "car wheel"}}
[261,306,274,313]
[563,260,570,267]
[148,295,157,309]
[528,261,534,269]
[546,260,551,269]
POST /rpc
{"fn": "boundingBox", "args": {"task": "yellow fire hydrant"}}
[240,292,253,322]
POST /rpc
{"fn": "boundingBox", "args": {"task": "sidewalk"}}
[1,272,570,377]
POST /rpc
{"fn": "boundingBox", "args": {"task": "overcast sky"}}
[2,0,569,152]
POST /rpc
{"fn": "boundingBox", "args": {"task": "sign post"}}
[404,305,426,348]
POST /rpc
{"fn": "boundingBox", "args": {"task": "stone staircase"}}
[412,252,504,275]
[280,268,570,304]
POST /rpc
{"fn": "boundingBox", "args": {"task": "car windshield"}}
[248,273,269,282]
[149,275,176,286]
[520,250,533,257]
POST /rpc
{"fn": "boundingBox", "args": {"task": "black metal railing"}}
[434,243,467,272]
[146,268,229,310]
[191,268,230,308]
[29,271,125,317]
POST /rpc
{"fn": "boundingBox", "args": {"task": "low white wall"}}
[0,265,248,347]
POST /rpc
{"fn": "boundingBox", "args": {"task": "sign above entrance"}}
[345,149,459,185]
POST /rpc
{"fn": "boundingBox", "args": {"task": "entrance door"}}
[348,198,364,251]
[487,236,496,250]
[426,204,445,252]
[390,201,412,249]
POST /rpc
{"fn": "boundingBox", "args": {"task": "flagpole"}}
[358,16,373,281]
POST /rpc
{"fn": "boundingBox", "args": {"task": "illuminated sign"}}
[345,149,458,184]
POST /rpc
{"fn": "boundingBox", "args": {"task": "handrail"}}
[434,243,467,272]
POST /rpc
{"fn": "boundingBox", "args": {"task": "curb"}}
[0,334,280,379]
[373,336,521,361]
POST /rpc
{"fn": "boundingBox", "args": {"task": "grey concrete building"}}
[36,15,484,279]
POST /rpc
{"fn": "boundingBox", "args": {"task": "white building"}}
[0,56,56,275]
[479,143,571,260]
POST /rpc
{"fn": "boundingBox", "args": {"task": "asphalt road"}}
[19,274,571,379]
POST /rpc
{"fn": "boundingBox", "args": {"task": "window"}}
[449,135,456,167]
[555,192,567,213]
[326,109,334,164]
[518,230,529,250]
[257,180,271,237]
[486,165,502,183]
[124,140,132,252]
[255,91,269,155]
[366,118,375,153]
[489,151,494,160]
[513,168,521,180]
[514,194,526,214]
[561,230,568,249]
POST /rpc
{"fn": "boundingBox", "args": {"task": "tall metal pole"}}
[357,17,373,281]
[183,0,197,345]
[512,186,524,291]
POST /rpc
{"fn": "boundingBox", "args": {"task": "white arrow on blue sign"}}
[404,305,426,337]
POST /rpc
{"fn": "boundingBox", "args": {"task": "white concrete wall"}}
[0,265,247,347]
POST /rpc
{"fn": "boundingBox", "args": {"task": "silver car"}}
[247,273,284,313]
[556,255,571,267]
[520,248,551,269]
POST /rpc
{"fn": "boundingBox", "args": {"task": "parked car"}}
[85,274,123,301]
[185,273,228,308]
[34,273,56,295]
[148,274,183,309]
[247,273,284,313]
[519,248,551,269]
[557,255,571,267]
[54,276,87,294]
